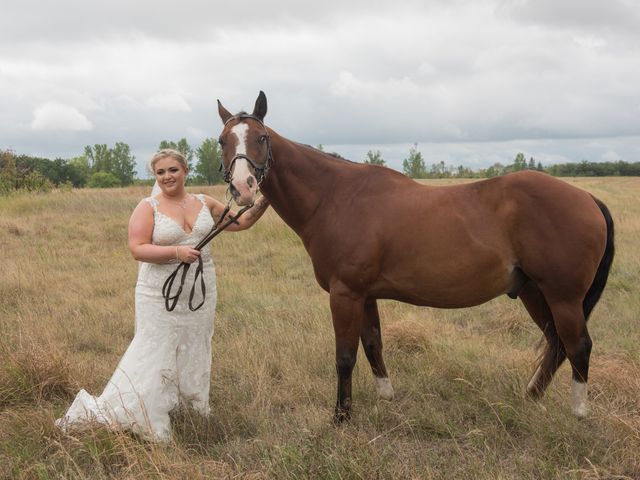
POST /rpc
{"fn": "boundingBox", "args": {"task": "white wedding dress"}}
[56,194,217,442]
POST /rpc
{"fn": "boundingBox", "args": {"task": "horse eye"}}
[258,135,267,143]
[218,137,225,147]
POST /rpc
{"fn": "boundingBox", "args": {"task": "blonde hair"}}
[149,149,188,173]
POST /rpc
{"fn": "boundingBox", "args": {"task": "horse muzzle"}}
[230,174,258,206]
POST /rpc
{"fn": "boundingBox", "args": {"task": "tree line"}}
[367,146,640,179]
[0,137,223,194]
[2,141,639,194]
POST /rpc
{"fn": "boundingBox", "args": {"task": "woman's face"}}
[154,156,188,195]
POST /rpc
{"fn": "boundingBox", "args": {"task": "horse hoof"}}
[333,409,351,425]
[572,403,589,419]
[526,366,544,399]
[376,377,395,401]
[571,381,588,418]
[525,386,544,400]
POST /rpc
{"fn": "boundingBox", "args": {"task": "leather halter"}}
[162,203,252,311]
[220,114,274,186]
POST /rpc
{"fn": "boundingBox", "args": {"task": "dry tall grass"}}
[1,178,639,479]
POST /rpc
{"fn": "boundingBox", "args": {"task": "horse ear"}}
[217,99,232,124]
[252,91,268,121]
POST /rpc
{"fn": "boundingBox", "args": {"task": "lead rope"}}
[162,198,253,311]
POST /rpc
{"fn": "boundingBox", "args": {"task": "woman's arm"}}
[205,195,270,232]
[127,200,200,263]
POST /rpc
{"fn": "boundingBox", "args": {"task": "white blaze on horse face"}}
[231,122,249,155]
[571,380,588,418]
[230,122,258,205]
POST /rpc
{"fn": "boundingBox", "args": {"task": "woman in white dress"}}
[56,149,269,441]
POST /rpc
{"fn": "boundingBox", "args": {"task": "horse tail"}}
[583,196,615,321]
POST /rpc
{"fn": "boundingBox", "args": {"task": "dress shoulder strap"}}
[195,194,217,225]
[144,197,159,213]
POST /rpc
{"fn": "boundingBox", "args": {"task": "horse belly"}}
[374,245,516,308]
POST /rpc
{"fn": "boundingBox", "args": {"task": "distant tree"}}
[111,142,137,185]
[18,170,53,192]
[195,137,223,185]
[536,161,544,171]
[546,164,560,176]
[0,150,56,193]
[18,156,59,184]
[0,149,17,192]
[67,155,91,187]
[159,138,194,170]
[429,161,451,178]
[364,150,385,166]
[83,143,135,185]
[614,160,640,175]
[47,158,67,184]
[513,152,527,172]
[483,162,505,178]
[528,157,536,170]
[456,165,475,178]
[544,160,640,177]
[176,139,194,169]
[402,144,427,178]
[85,144,113,173]
[1,149,17,178]
[316,144,325,152]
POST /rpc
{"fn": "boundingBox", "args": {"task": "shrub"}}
[0,175,13,195]
[59,181,74,192]
[17,171,53,193]
[87,172,122,188]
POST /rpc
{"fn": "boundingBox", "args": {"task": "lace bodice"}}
[144,194,216,262]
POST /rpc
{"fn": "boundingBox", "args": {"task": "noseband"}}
[220,114,274,186]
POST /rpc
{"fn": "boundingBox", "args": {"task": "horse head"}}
[217,91,272,206]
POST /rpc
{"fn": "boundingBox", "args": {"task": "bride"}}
[56,149,268,441]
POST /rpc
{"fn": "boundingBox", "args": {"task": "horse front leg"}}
[362,299,394,401]
[329,282,365,424]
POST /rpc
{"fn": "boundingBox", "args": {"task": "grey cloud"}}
[2,0,429,43]
[2,1,640,169]
[500,0,640,36]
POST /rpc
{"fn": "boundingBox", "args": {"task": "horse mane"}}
[226,113,350,163]
[298,143,361,165]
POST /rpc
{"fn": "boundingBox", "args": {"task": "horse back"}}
[307,169,608,307]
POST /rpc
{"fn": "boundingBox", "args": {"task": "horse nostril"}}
[247,177,255,188]
[230,183,240,199]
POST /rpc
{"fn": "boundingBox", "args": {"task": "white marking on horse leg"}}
[526,365,543,394]
[376,377,394,401]
[571,380,588,418]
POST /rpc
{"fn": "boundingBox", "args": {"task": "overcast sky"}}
[2,0,640,174]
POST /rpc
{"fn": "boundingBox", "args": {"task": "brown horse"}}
[217,91,615,422]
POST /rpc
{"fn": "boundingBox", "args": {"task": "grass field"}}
[0,177,639,479]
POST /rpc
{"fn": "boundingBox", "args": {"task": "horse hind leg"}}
[519,282,567,399]
[548,300,592,418]
[361,299,394,401]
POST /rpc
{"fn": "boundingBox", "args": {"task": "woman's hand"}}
[203,194,269,232]
[176,246,201,263]
[229,196,270,231]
